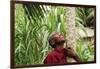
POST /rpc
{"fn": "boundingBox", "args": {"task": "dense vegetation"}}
[15,3,95,66]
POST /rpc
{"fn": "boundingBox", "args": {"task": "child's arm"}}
[64,47,82,62]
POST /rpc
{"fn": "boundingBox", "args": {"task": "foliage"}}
[76,7,94,27]
[76,39,94,62]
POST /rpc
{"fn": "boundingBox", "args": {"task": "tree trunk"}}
[66,7,76,62]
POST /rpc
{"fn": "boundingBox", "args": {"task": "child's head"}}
[48,32,65,48]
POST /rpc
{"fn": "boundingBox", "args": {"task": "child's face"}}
[54,34,65,49]
[54,34,65,43]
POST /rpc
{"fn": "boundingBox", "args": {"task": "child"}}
[44,32,81,64]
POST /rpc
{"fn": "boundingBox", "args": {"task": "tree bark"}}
[66,7,76,62]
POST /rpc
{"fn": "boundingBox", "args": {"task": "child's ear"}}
[49,40,55,46]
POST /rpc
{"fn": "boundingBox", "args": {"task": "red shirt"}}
[44,48,67,64]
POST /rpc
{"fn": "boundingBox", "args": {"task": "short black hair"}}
[48,32,60,48]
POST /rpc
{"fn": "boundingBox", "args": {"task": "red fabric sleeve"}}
[44,54,54,64]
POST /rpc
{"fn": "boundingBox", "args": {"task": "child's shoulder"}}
[47,50,56,57]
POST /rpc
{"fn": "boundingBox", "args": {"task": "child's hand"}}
[66,47,77,58]
[65,47,82,62]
